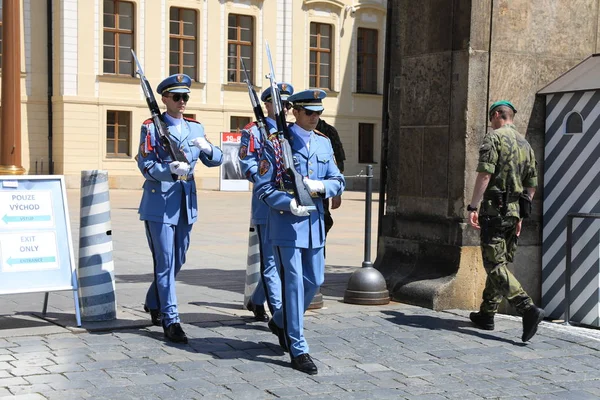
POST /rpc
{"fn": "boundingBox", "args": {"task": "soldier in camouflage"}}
[467,100,545,343]
[316,119,346,236]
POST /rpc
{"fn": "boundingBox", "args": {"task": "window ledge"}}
[353,92,382,98]
[97,74,139,84]
[222,83,261,92]
[321,89,339,98]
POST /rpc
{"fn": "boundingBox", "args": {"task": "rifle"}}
[265,42,316,212]
[131,49,188,163]
[240,58,270,145]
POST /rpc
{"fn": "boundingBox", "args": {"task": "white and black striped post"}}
[78,170,117,321]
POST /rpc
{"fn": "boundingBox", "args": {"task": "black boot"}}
[163,322,188,344]
[247,301,269,322]
[143,304,161,326]
[291,353,318,375]
[522,305,544,342]
[469,311,495,330]
[268,318,288,352]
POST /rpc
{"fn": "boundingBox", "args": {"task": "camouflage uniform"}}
[316,119,346,235]
[476,123,537,316]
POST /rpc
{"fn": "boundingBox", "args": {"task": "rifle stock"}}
[265,42,316,212]
[131,50,188,164]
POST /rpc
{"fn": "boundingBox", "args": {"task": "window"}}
[169,7,197,79]
[230,116,251,132]
[183,113,196,120]
[358,123,375,163]
[357,28,378,93]
[227,14,254,83]
[566,112,583,134]
[103,0,134,75]
[106,111,131,157]
[310,22,332,89]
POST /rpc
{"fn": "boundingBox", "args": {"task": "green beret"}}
[489,100,517,114]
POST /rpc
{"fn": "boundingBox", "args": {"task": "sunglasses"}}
[168,93,189,102]
[302,108,323,117]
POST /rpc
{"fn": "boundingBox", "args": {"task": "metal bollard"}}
[344,165,390,305]
[78,170,117,321]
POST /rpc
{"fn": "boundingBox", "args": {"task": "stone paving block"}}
[265,386,306,398]
[7,367,48,377]
[0,377,29,387]
[38,389,91,400]
[8,383,52,395]
[355,363,390,373]
[43,364,85,374]
[0,393,46,400]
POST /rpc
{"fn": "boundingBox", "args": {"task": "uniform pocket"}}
[316,153,330,178]
[187,139,201,161]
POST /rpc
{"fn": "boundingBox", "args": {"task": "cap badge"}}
[313,90,320,99]
[176,75,184,82]
[281,83,287,91]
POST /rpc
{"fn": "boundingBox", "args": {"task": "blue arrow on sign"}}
[2,214,51,224]
[6,256,56,265]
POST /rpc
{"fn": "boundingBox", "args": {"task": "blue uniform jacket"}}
[136,114,223,225]
[255,124,345,248]
[239,118,277,225]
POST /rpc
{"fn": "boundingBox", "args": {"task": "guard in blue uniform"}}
[239,83,294,322]
[255,89,345,374]
[136,73,223,343]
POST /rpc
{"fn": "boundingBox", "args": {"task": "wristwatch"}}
[467,204,478,212]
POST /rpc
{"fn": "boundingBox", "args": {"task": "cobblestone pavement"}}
[0,189,599,399]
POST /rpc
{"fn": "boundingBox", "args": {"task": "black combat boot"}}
[469,311,495,330]
[268,318,288,352]
[522,305,544,342]
[246,300,269,322]
[143,304,161,326]
[291,353,318,375]
[163,322,188,344]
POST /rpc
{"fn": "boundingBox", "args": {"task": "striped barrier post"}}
[243,224,261,309]
[78,170,117,321]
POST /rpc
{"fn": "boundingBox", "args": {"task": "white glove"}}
[169,161,190,176]
[192,136,212,154]
[303,177,325,194]
[289,198,310,217]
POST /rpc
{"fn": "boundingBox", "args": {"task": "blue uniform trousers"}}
[273,246,324,357]
[144,217,192,327]
[251,223,282,315]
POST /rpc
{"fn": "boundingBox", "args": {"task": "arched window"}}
[565,112,583,134]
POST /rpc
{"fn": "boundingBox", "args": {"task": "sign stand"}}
[219,132,250,191]
[0,175,81,327]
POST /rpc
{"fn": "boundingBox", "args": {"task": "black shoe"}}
[163,322,188,344]
[291,353,318,375]
[268,318,288,352]
[246,301,269,322]
[143,304,161,326]
[470,312,495,330]
[522,305,544,342]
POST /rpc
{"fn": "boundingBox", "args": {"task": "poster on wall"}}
[220,132,250,191]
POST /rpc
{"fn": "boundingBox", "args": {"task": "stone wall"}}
[377,0,600,312]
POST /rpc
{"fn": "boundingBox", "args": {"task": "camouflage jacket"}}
[476,123,537,218]
[316,119,346,173]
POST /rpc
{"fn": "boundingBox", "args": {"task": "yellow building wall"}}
[18,0,385,189]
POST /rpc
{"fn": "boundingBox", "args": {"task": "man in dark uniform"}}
[136,74,223,343]
[315,119,346,236]
[467,100,544,342]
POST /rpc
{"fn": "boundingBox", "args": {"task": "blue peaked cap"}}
[157,74,192,95]
[288,89,327,112]
[261,83,294,102]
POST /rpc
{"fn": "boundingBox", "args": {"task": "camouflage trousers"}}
[478,215,533,316]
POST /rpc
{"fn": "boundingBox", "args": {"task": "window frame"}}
[227,13,254,84]
[356,28,378,94]
[309,22,333,90]
[565,111,583,135]
[358,123,375,164]
[106,110,132,158]
[169,6,198,80]
[103,0,135,76]
[230,116,251,132]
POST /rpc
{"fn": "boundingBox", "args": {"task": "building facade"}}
[10,0,386,189]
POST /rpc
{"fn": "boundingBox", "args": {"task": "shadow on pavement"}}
[381,310,525,346]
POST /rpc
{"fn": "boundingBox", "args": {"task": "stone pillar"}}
[376,0,594,312]
[0,0,25,175]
